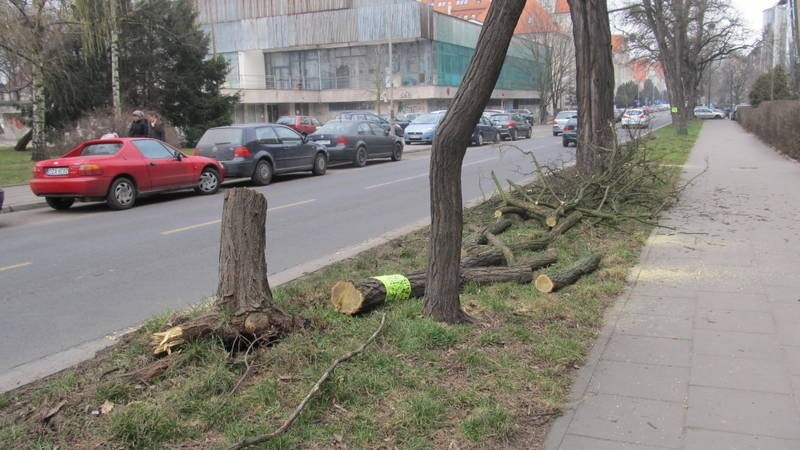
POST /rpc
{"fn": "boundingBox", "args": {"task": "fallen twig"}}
[226,313,387,450]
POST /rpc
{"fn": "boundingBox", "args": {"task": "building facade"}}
[194,0,545,123]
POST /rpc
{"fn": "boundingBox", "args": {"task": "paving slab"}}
[544,120,800,449]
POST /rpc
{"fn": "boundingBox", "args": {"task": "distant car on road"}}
[620,109,652,129]
[194,124,328,186]
[562,117,578,147]
[276,115,322,136]
[308,120,403,167]
[404,111,446,145]
[489,112,533,140]
[333,111,403,137]
[693,107,724,119]
[553,110,578,136]
[472,114,500,146]
[30,138,224,210]
[509,109,534,125]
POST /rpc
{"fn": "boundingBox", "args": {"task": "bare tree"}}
[619,0,748,134]
[520,31,576,123]
[0,0,74,160]
[568,0,616,176]
[424,0,525,324]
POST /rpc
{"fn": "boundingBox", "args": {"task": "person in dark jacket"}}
[147,112,165,141]
[128,110,149,137]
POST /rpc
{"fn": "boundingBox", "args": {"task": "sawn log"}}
[534,254,601,293]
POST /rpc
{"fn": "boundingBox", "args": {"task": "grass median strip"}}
[0,123,701,449]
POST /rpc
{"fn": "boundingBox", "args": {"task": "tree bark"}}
[568,0,616,176]
[425,0,526,324]
[534,254,601,293]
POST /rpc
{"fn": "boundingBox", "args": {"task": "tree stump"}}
[149,188,298,356]
[534,254,601,293]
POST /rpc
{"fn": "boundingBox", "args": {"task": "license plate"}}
[46,167,69,176]
[316,140,330,145]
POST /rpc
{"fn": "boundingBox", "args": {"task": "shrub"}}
[737,100,800,161]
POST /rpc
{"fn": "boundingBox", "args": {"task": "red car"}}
[30,138,224,210]
[276,115,321,136]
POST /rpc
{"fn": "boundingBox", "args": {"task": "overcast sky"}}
[730,0,775,42]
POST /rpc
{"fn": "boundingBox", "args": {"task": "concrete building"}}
[761,0,796,72]
[194,0,546,123]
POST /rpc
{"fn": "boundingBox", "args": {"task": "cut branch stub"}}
[534,254,601,293]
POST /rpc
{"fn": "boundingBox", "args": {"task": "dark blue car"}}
[308,120,403,167]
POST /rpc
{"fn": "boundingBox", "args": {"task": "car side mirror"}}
[174,152,183,161]
[384,129,390,136]
[301,135,308,143]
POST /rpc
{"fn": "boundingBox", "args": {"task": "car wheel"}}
[391,143,403,161]
[553,131,559,137]
[526,128,532,139]
[107,177,136,210]
[251,159,273,185]
[353,146,368,167]
[562,138,569,147]
[476,133,484,146]
[404,140,411,145]
[510,129,517,141]
[45,197,74,210]
[194,167,220,195]
[312,152,327,175]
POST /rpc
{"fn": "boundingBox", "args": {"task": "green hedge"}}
[737,100,800,161]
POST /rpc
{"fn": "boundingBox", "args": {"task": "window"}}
[369,123,385,136]
[80,143,122,156]
[274,126,303,144]
[134,140,175,159]
[357,123,372,135]
[255,127,279,144]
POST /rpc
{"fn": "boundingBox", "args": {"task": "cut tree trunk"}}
[534,254,601,293]
[461,246,507,267]
[549,210,583,238]
[149,188,299,356]
[333,256,556,315]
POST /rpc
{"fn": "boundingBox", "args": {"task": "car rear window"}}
[316,122,357,134]
[276,116,295,125]
[626,109,643,115]
[196,128,243,147]
[80,143,122,156]
[556,111,577,119]
[491,114,511,122]
[411,113,444,124]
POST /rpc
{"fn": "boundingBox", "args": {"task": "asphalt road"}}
[0,112,671,388]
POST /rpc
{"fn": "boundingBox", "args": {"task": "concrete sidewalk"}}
[543,120,800,449]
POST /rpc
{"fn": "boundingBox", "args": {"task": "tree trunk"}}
[216,188,293,334]
[425,0,526,324]
[110,0,121,118]
[334,257,557,315]
[534,254,601,293]
[568,0,615,176]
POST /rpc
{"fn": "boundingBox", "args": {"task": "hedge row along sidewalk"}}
[0,122,700,450]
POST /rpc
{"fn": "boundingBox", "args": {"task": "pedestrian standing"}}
[147,112,165,141]
[128,110,149,137]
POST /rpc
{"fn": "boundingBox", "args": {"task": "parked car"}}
[276,115,321,135]
[194,124,328,186]
[509,109,534,125]
[489,112,533,140]
[308,120,403,167]
[333,111,403,136]
[552,110,578,136]
[562,117,578,147]
[620,109,652,129]
[378,113,414,131]
[472,114,500,146]
[693,107,724,119]
[404,111,446,144]
[30,138,224,210]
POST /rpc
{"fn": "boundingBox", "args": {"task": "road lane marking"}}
[364,157,497,190]
[160,199,316,235]
[0,262,32,272]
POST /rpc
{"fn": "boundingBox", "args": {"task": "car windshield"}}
[80,143,122,156]
[315,122,357,134]
[556,111,576,119]
[276,116,295,125]
[196,128,243,146]
[411,113,444,124]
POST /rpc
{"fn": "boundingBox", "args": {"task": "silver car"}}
[620,109,652,129]
[693,107,724,119]
[553,110,578,136]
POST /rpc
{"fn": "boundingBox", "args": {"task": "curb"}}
[1,201,47,214]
